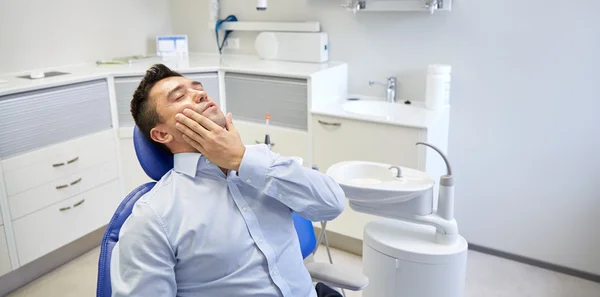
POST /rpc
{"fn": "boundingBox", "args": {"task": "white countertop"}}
[0,53,346,96]
[312,96,448,129]
[0,53,444,129]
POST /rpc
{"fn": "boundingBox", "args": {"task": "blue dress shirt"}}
[110,144,346,297]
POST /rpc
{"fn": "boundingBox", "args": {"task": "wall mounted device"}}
[255,32,329,63]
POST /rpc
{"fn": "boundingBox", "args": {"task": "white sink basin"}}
[326,161,434,204]
[342,101,423,119]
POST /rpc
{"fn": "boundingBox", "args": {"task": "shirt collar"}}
[173,153,202,178]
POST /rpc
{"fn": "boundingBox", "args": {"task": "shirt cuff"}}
[237,145,272,188]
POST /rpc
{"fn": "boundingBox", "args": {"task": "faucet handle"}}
[387,76,397,86]
[369,76,396,87]
[368,80,386,87]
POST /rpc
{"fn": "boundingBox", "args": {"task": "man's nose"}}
[192,89,208,103]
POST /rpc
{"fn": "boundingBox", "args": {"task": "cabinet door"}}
[225,73,308,131]
[12,180,121,265]
[119,134,153,194]
[235,119,309,164]
[0,80,112,158]
[312,114,423,239]
[0,227,11,277]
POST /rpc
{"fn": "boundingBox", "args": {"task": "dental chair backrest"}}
[96,126,316,297]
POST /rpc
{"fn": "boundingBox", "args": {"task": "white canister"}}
[425,64,452,110]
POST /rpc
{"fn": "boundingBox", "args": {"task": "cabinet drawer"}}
[115,72,220,127]
[0,226,11,277]
[2,130,116,196]
[312,114,421,171]
[0,79,112,158]
[235,119,309,163]
[13,179,121,266]
[225,73,308,130]
[9,160,119,220]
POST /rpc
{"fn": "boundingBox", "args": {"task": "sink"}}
[326,161,434,204]
[342,101,423,119]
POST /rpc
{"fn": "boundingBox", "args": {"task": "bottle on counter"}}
[425,64,452,110]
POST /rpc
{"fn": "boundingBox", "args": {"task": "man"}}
[110,64,346,297]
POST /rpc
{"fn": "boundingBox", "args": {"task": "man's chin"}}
[206,113,226,128]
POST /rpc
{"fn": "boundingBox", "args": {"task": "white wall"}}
[171,0,600,274]
[0,0,172,73]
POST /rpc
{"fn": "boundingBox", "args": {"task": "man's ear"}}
[150,126,174,144]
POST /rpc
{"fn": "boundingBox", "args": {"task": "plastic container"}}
[425,65,452,110]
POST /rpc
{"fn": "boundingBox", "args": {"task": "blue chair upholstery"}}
[96,182,155,297]
[97,126,317,297]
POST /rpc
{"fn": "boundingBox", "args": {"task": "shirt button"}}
[205,159,210,163]
[271,271,277,276]
[278,193,283,199]
[257,239,262,243]
[242,207,247,212]
[246,178,252,183]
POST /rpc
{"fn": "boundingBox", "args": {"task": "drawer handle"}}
[52,162,65,167]
[318,120,342,127]
[67,156,79,164]
[59,206,71,212]
[73,199,85,207]
[56,184,68,190]
[70,178,82,186]
[255,140,275,147]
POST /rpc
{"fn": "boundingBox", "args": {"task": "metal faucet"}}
[369,76,397,103]
[425,0,443,13]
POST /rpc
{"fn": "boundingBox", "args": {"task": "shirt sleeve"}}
[110,201,177,297]
[237,144,346,221]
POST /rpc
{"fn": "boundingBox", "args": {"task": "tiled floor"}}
[7,245,600,297]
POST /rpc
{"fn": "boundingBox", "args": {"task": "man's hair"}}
[130,64,182,151]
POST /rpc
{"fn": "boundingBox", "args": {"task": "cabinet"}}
[225,73,310,163]
[235,119,310,163]
[12,180,121,265]
[0,79,117,269]
[225,73,308,131]
[119,131,153,193]
[312,114,424,239]
[0,226,11,277]
[0,80,112,159]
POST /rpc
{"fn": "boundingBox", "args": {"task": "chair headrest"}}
[133,126,174,181]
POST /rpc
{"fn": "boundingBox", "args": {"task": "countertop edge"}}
[0,54,346,97]
[310,108,433,130]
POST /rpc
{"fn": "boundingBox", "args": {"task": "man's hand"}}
[175,109,246,171]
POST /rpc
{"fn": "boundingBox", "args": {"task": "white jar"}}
[425,64,452,110]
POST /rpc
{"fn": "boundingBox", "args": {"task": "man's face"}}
[149,76,226,152]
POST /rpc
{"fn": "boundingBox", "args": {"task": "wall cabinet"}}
[312,114,426,240]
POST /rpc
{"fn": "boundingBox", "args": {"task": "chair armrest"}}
[305,262,369,291]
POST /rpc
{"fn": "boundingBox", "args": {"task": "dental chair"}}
[96,126,368,297]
